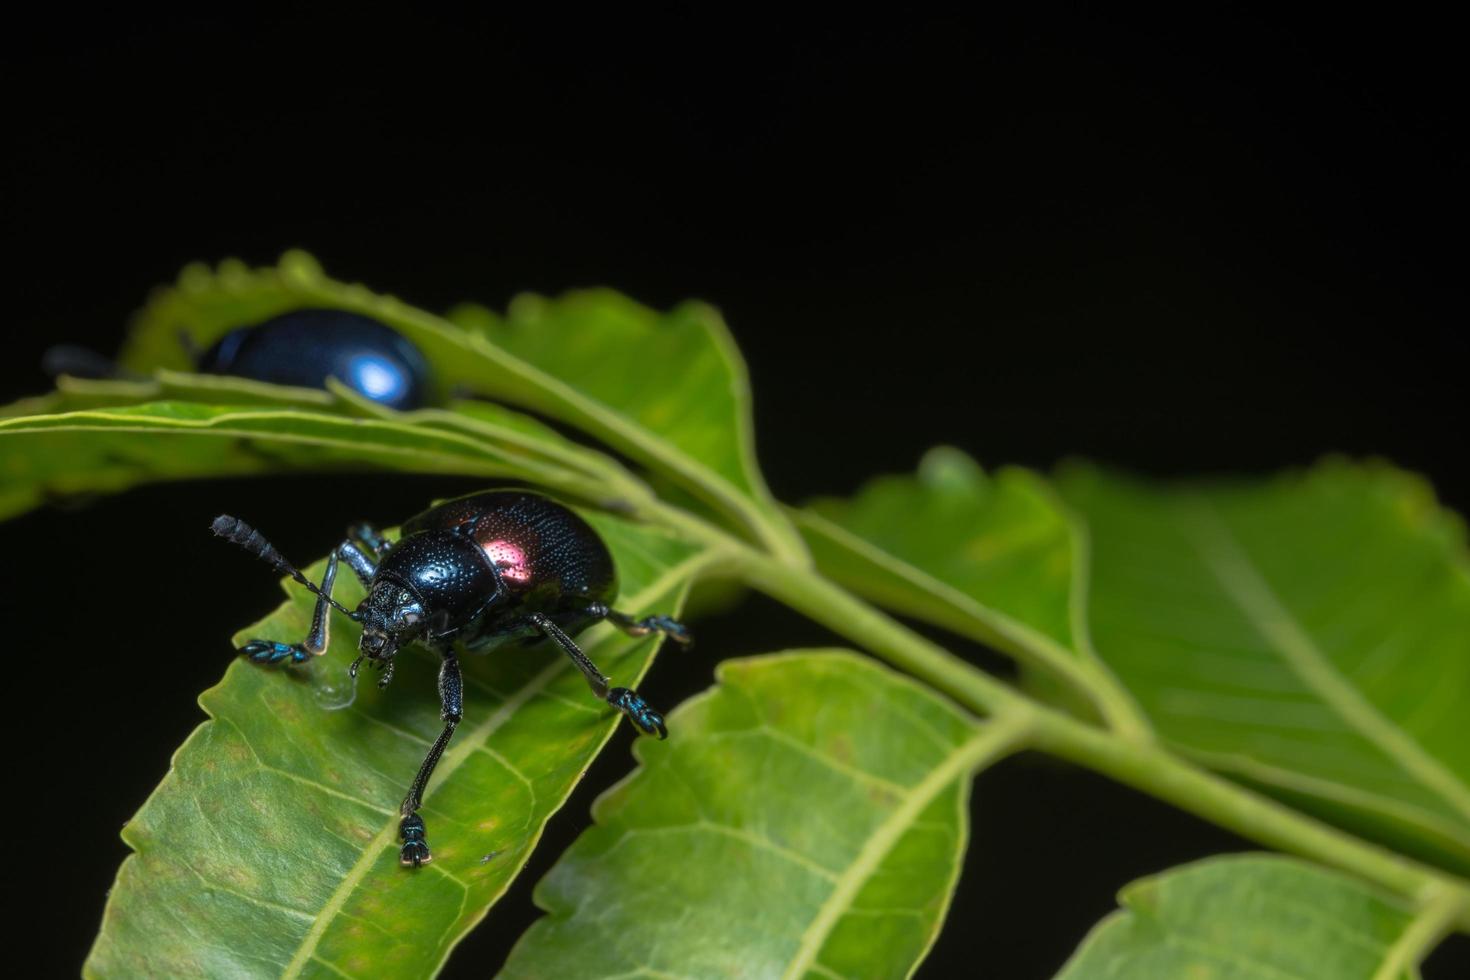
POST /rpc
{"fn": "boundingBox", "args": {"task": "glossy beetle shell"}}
[375,532,503,627]
[197,308,432,410]
[385,490,618,641]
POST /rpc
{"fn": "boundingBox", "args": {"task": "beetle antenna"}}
[212,514,356,616]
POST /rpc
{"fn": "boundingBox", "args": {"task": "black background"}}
[3,8,1466,977]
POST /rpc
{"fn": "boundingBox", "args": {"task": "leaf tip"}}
[506,291,550,324]
[917,446,987,491]
[278,249,325,284]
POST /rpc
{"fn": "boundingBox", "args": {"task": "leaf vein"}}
[218,714,396,815]
[179,862,316,922]
[780,713,1030,980]
[474,744,539,801]
[617,823,842,883]
[309,954,359,979]
[1179,501,1470,824]
[704,727,911,796]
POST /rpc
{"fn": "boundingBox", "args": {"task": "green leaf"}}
[114,252,803,559]
[57,372,337,410]
[1056,854,1457,980]
[0,390,652,523]
[795,447,1150,738]
[84,514,712,979]
[1059,460,1470,874]
[501,650,1029,980]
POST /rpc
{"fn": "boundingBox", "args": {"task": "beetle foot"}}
[608,687,667,739]
[620,615,693,647]
[240,639,311,666]
[399,813,432,867]
[648,616,693,647]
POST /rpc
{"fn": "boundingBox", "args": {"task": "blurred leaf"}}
[1060,460,1470,874]
[501,651,1027,980]
[0,391,651,523]
[55,372,337,410]
[114,252,803,558]
[1056,854,1446,980]
[795,447,1149,736]
[85,514,710,979]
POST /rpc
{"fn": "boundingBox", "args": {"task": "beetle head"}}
[355,582,429,664]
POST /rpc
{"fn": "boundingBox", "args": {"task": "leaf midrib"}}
[0,412,618,497]
[1179,499,1470,826]
[2,422,509,474]
[779,711,1031,980]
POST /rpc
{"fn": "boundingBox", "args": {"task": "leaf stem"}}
[710,540,1470,931]
[719,543,1030,718]
[1370,883,1469,980]
[1028,709,1470,930]
[789,507,1154,741]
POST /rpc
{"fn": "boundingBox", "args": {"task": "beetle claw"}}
[399,813,432,867]
[400,841,432,866]
[656,617,693,647]
[608,687,668,739]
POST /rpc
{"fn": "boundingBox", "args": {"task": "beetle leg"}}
[238,533,376,665]
[375,657,397,689]
[239,550,342,665]
[398,651,464,868]
[584,602,693,648]
[348,522,393,560]
[337,533,379,586]
[529,612,667,738]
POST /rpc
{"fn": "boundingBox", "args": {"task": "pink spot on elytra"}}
[483,539,530,583]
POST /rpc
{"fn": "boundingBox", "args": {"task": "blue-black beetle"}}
[44,308,433,411]
[212,490,690,867]
[196,309,432,410]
